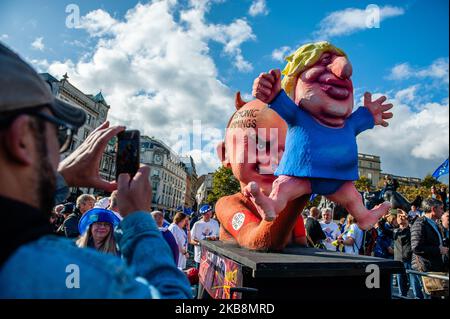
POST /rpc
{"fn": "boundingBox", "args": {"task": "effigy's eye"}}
[321,55,331,65]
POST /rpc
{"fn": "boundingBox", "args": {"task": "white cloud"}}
[0,34,8,41]
[357,86,449,179]
[31,37,45,51]
[30,58,50,72]
[241,92,253,101]
[180,8,256,71]
[249,0,268,17]
[389,63,412,80]
[388,58,449,84]
[394,85,419,104]
[80,9,118,37]
[63,39,90,48]
[271,46,291,62]
[42,1,256,174]
[234,54,253,72]
[315,5,404,39]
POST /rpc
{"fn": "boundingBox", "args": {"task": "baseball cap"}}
[183,207,193,216]
[60,203,75,215]
[0,42,86,128]
[176,206,194,217]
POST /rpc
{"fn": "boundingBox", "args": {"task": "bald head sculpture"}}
[217,93,287,196]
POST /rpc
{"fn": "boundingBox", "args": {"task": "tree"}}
[206,166,241,205]
[421,174,440,188]
[398,185,430,203]
[355,176,372,192]
[309,195,322,208]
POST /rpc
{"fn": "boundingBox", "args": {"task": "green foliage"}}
[355,176,372,192]
[206,166,241,205]
[399,184,446,203]
[421,174,441,188]
[398,185,430,202]
[308,195,322,208]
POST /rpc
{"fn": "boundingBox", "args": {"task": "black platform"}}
[199,240,404,299]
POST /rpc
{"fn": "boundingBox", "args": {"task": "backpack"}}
[359,228,378,256]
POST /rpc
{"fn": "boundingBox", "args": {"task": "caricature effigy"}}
[244,41,394,230]
[215,93,308,251]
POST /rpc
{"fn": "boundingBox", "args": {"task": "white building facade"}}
[40,73,115,197]
[196,173,214,206]
[141,136,187,215]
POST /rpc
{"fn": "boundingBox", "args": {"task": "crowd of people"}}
[46,179,449,300]
[48,194,221,284]
[302,196,449,299]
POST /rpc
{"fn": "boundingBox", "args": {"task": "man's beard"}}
[37,156,56,218]
[33,122,57,218]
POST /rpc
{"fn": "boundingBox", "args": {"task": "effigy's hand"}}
[364,92,394,127]
[253,69,282,104]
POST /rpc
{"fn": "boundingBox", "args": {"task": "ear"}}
[235,92,247,110]
[3,115,35,166]
[216,141,230,168]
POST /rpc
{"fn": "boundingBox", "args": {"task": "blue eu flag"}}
[432,158,449,180]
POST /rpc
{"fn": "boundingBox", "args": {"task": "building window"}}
[102,157,108,171]
[84,129,90,139]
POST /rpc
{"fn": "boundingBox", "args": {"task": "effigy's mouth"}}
[319,84,350,100]
[317,74,352,100]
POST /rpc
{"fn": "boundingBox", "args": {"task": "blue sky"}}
[1,0,448,181]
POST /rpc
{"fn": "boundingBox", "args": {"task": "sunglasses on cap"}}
[0,105,76,153]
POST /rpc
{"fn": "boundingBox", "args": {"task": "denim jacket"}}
[0,175,192,298]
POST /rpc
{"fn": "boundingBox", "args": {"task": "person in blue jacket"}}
[245,41,394,231]
[0,42,191,298]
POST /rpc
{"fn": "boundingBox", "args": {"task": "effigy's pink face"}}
[294,52,354,127]
[224,100,287,195]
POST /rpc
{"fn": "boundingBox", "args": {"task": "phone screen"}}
[115,130,140,180]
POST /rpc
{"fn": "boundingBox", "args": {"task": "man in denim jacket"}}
[0,42,191,298]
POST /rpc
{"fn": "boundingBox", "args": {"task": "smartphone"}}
[115,130,140,180]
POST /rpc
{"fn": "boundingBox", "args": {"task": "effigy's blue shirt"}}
[270,90,374,181]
